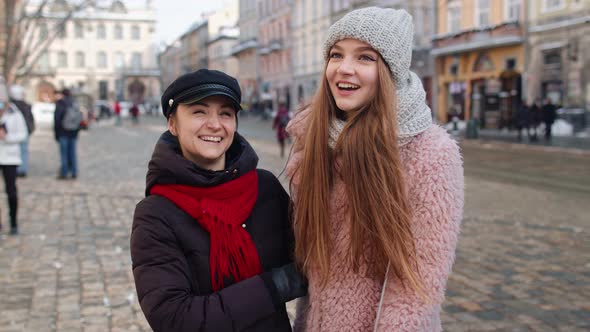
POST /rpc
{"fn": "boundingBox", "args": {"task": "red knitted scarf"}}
[150,170,261,291]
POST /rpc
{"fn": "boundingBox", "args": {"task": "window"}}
[114,52,124,69]
[505,0,521,21]
[447,3,461,33]
[543,0,564,12]
[58,24,67,39]
[97,51,107,68]
[75,51,85,67]
[57,51,68,68]
[476,0,490,26]
[97,24,106,39]
[38,51,50,70]
[114,25,123,39]
[474,53,494,72]
[75,22,84,38]
[131,52,142,70]
[131,26,140,40]
[544,50,561,65]
[39,23,48,39]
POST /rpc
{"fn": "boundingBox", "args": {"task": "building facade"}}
[208,31,239,77]
[526,0,590,110]
[24,0,160,106]
[432,0,525,129]
[231,0,259,110]
[257,0,293,109]
[291,0,331,108]
[158,40,183,89]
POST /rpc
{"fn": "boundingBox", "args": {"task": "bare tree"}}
[1,0,94,86]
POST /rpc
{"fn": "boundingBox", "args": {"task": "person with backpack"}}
[54,88,82,180]
[272,98,290,158]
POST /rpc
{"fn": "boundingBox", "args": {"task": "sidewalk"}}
[453,128,590,155]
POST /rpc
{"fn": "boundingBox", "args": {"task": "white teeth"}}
[337,82,360,89]
[201,136,222,142]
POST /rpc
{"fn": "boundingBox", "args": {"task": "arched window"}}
[75,22,84,38]
[473,53,494,72]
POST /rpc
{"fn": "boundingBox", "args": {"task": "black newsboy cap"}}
[161,69,242,118]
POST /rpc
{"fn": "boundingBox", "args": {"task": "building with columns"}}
[23,0,160,107]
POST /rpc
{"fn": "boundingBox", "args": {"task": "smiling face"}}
[326,39,380,113]
[168,95,237,171]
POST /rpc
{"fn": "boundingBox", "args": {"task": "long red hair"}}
[291,57,427,298]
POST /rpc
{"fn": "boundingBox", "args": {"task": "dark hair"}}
[61,89,71,97]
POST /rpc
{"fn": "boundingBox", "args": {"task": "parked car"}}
[557,107,587,133]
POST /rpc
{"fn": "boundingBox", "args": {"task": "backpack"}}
[61,102,83,130]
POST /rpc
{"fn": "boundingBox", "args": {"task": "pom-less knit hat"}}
[323,7,432,141]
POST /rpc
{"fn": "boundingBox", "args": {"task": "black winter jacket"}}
[53,97,79,140]
[131,131,293,332]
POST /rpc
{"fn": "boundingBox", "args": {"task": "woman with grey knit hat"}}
[285,7,464,331]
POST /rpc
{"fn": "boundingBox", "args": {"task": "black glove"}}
[269,263,308,303]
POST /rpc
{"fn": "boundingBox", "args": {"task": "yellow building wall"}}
[435,44,524,122]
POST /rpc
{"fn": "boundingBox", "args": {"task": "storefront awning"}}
[432,36,523,57]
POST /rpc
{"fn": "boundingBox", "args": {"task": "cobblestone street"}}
[0,116,588,331]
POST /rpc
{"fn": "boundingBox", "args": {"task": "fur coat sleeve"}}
[376,126,464,331]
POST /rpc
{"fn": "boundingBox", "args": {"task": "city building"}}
[432,0,525,129]
[291,0,331,108]
[158,39,183,89]
[23,0,160,106]
[526,0,590,109]
[208,27,239,77]
[257,0,293,108]
[207,1,239,77]
[231,0,259,110]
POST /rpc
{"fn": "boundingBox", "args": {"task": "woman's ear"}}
[167,113,177,136]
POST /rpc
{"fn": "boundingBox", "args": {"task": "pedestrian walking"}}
[130,69,307,332]
[114,100,122,126]
[0,77,28,235]
[542,98,557,140]
[130,103,139,124]
[513,100,529,141]
[285,7,464,331]
[9,84,35,177]
[272,98,290,158]
[54,88,81,179]
[529,99,542,141]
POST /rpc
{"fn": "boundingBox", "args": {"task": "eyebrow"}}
[331,44,377,53]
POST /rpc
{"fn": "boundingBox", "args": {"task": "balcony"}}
[432,21,523,56]
[118,67,161,77]
[230,38,258,56]
[269,39,283,52]
[258,45,271,55]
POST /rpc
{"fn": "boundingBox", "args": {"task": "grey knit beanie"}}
[324,7,432,140]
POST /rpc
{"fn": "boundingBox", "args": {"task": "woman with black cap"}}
[130,69,306,332]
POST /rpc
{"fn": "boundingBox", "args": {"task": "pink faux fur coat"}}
[285,109,464,332]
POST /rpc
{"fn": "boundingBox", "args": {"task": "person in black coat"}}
[130,69,307,332]
[54,89,80,179]
[542,98,557,140]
